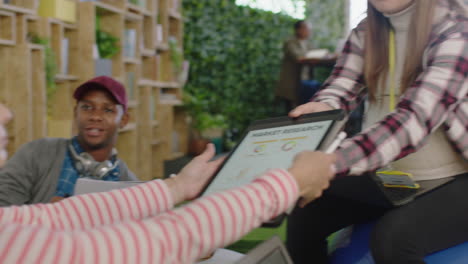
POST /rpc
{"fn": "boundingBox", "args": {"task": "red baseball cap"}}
[73,76,128,111]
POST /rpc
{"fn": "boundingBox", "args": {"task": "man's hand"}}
[289,102,333,118]
[166,143,225,204]
[288,151,336,207]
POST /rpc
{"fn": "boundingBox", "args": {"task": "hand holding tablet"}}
[199,110,346,227]
[200,110,345,197]
[289,151,337,208]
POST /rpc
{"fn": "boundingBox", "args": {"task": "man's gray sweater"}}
[0,138,137,206]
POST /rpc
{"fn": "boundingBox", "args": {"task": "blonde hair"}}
[364,0,437,101]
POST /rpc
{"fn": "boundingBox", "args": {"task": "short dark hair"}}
[294,20,306,30]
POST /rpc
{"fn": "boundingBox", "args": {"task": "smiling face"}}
[369,0,414,14]
[74,89,129,152]
[0,104,12,168]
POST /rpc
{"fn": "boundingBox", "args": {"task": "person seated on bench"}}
[287,0,468,263]
[0,76,137,206]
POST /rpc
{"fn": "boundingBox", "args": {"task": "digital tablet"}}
[201,110,345,198]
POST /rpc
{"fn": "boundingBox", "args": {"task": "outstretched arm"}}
[0,152,335,264]
[335,23,468,175]
[0,144,223,231]
[289,23,367,118]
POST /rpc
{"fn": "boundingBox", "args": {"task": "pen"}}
[325,131,347,154]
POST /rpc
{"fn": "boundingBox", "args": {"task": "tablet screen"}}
[203,120,333,196]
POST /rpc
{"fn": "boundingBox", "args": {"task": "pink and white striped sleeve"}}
[0,169,298,264]
[149,168,299,263]
[0,179,174,230]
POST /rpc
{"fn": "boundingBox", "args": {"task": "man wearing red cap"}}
[0,76,138,206]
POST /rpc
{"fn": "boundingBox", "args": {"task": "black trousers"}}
[286,173,468,264]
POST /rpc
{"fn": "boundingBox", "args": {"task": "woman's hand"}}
[166,143,225,204]
[289,102,333,118]
[288,151,336,207]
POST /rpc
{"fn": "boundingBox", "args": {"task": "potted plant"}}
[29,35,58,115]
[183,92,228,155]
[169,37,184,81]
[95,14,120,76]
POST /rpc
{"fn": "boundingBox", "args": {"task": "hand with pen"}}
[287,102,346,207]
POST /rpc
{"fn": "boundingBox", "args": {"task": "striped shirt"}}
[313,1,468,176]
[0,169,298,264]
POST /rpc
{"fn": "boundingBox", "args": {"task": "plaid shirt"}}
[313,2,468,176]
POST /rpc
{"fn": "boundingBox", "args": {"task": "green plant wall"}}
[183,0,296,134]
[306,0,346,51]
[304,0,346,83]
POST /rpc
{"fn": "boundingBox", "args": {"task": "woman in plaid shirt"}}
[287,0,467,263]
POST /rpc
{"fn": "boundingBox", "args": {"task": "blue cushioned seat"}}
[330,222,468,264]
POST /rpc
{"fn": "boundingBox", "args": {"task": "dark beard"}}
[85,142,107,151]
[76,135,112,152]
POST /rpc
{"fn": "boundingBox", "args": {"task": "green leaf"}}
[95,14,120,59]
[30,36,58,115]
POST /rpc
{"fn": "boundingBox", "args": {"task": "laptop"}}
[200,110,346,226]
[236,236,293,264]
[327,172,455,208]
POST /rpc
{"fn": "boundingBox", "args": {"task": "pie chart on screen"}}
[254,144,266,153]
[282,141,297,151]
